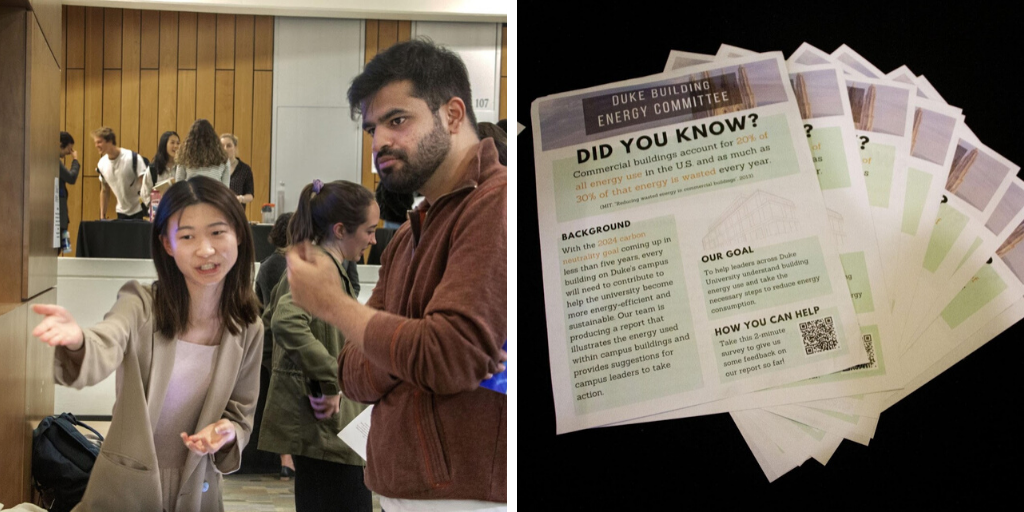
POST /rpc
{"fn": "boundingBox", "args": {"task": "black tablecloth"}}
[77,220,274,261]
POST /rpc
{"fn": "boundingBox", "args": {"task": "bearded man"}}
[285,39,508,511]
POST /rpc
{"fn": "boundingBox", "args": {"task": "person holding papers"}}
[141,130,180,210]
[259,180,376,512]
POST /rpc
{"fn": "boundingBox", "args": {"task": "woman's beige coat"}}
[53,281,263,511]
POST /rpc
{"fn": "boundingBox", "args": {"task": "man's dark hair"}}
[348,38,478,133]
[60,131,74,149]
[268,212,293,249]
[375,183,413,224]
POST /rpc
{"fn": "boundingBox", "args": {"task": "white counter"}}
[53,258,379,416]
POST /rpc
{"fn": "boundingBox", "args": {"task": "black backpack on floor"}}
[32,413,104,512]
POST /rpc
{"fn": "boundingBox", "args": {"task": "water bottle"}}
[276,181,286,219]
[261,203,275,224]
[149,190,161,220]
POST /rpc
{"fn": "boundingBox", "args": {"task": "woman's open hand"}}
[31,304,85,351]
[181,419,236,455]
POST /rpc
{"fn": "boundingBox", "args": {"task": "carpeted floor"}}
[222,473,381,512]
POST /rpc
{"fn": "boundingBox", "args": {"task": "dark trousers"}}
[293,455,372,512]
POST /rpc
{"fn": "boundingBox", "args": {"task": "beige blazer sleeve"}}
[212,316,264,474]
[53,281,148,389]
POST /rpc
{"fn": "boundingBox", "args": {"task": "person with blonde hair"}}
[221,133,254,205]
[175,119,230,188]
[93,126,150,219]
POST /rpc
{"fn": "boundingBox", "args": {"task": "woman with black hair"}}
[33,176,263,511]
[141,130,180,209]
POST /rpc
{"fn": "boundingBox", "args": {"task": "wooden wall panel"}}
[66,6,84,68]
[501,26,506,121]
[253,15,273,71]
[378,20,398,50]
[0,306,27,506]
[158,11,178,135]
[500,77,507,120]
[233,15,254,164]
[26,13,61,298]
[140,10,159,69]
[361,21,378,190]
[398,20,411,42]
[120,9,141,153]
[24,290,58,482]
[215,69,234,134]
[101,69,121,140]
[139,68,159,159]
[196,13,216,123]
[0,8,27,304]
[216,13,234,69]
[252,71,273,222]
[177,69,196,136]
[103,8,121,68]
[178,11,197,70]
[60,6,275,254]
[60,5,66,131]
[81,175,117,221]
[83,7,103,178]
[364,20,378,66]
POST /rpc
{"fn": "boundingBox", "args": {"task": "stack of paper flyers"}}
[531,42,1024,481]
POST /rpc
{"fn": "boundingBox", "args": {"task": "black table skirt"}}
[77,220,274,262]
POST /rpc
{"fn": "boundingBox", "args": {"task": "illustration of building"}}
[689,65,756,119]
[702,190,799,250]
[792,72,812,119]
[848,84,876,131]
[998,220,1024,282]
[910,107,923,155]
[827,208,846,248]
[946,143,979,194]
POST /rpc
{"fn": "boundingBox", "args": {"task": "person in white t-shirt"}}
[93,126,148,220]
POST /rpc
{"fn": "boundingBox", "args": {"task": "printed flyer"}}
[888,97,962,348]
[903,138,1023,347]
[898,228,1024,384]
[614,56,902,427]
[532,54,868,433]
[792,44,916,302]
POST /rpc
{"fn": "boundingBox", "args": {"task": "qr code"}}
[800,316,839,355]
[846,333,877,371]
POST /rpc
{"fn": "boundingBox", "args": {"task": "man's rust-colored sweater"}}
[338,138,507,502]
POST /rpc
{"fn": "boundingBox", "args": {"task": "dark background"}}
[520,6,1022,508]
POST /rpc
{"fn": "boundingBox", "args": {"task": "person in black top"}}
[59,132,81,253]
[477,122,507,166]
[221,133,254,205]
[374,182,413,230]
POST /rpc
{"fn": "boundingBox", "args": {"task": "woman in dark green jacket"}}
[258,179,379,512]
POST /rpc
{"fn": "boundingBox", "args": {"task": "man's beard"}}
[377,113,451,194]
